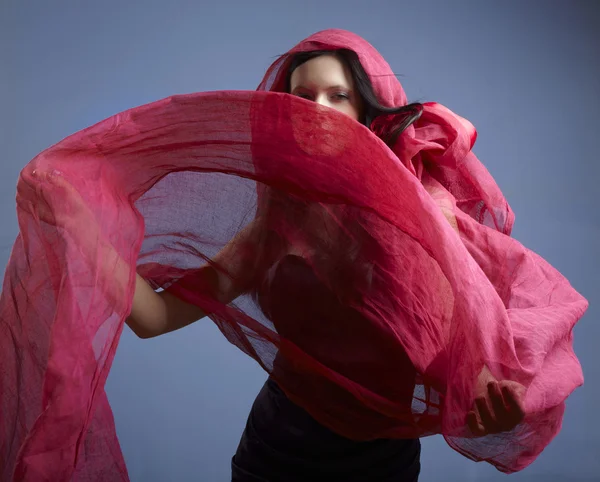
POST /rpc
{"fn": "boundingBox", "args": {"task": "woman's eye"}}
[333,93,350,100]
[296,94,312,100]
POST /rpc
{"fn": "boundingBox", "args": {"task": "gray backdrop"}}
[1,1,598,481]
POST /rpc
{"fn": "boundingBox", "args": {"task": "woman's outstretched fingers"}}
[488,382,507,419]
[502,384,526,425]
[467,410,485,436]
[476,396,497,433]
[488,381,508,428]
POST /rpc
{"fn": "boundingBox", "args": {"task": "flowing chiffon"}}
[0,29,587,481]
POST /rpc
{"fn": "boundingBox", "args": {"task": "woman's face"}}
[289,54,364,122]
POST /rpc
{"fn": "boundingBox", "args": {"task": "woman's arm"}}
[126,219,259,339]
[27,169,258,340]
[125,274,206,339]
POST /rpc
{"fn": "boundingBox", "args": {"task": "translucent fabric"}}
[0,29,587,481]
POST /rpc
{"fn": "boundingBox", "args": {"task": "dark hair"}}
[284,49,423,147]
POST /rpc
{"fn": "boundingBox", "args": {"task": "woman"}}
[130,45,520,481]
[0,30,587,481]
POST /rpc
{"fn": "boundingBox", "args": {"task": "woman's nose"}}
[314,94,331,108]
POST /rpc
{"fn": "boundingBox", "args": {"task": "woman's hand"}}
[467,368,526,436]
[25,169,94,232]
[22,169,136,310]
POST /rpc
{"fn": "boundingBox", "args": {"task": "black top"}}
[232,255,421,481]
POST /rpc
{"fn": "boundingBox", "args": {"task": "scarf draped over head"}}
[0,29,586,480]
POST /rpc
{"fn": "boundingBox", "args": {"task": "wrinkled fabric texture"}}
[0,29,587,481]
